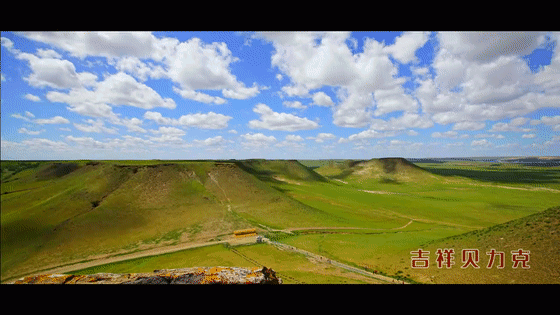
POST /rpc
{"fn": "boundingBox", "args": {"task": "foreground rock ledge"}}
[12,267,282,284]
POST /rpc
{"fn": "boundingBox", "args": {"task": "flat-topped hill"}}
[315,157,435,184]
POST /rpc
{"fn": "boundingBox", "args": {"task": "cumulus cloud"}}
[19,32,261,103]
[522,133,536,139]
[18,32,160,60]
[24,93,41,102]
[307,133,336,143]
[73,119,118,134]
[192,135,226,147]
[34,116,70,124]
[240,132,277,147]
[275,134,305,148]
[114,56,166,82]
[489,117,530,132]
[248,103,319,131]
[46,72,176,118]
[143,111,232,129]
[172,87,227,105]
[147,126,186,143]
[176,112,232,129]
[471,139,492,147]
[15,51,98,89]
[432,131,458,138]
[283,100,307,109]
[21,137,70,151]
[452,121,486,131]
[383,32,430,64]
[343,129,399,142]
[311,91,334,107]
[437,32,546,63]
[530,115,560,131]
[18,127,45,135]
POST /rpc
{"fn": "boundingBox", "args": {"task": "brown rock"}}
[12,267,282,284]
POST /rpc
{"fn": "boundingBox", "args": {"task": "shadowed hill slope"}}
[235,159,329,183]
[1,160,338,281]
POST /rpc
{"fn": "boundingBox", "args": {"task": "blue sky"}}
[1,31,559,160]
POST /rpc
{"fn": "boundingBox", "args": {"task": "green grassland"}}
[1,158,559,284]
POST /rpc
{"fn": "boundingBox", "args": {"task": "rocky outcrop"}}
[11,266,282,284]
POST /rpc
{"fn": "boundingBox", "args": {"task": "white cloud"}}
[143,111,232,130]
[283,100,307,109]
[143,111,173,125]
[530,115,560,131]
[452,121,485,131]
[240,132,277,147]
[47,72,176,118]
[114,56,166,82]
[66,135,108,148]
[522,133,536,139]
[383,31,430,64]
[431,131,458,138]
[18,127,45,135]
[21,137,70,151]
[344,129,399,142]
[25,111,35,118]
[1,37,14,50]
[259,32,411,126]
[150,126,185,135]
[172,87,227,105]
[11,113,32,122]
[248,103,319,131]
[332,88,374,128]
[36,48,62,59]
[437,32,546,63]
[471,139,492,147]
[228,129,238,134]
[281,84,310,97]
[176,112,232,129]
[18,32,160,60]
[407,130,419,136]
[15,51,98,89]
[276,74,283,81]
[311,91,334,107]
[222,83,261,100]
[307,133,336,143]
[285,134,304,142]
[474,133,505,139]
[193,135,226,146]
[276,134,305,148]
[163,37,260,102]
[73,119,118,134]
[1,73,5,81]
[113,117,146,133]
[489,117,530,132]
[24,93,41,102]
[34,116,70,124]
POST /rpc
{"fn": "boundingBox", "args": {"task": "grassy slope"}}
[1,160,338,281]
[2,159,559,284]
[408,206,560,284]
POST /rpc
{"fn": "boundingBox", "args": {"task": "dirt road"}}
[266,239,407,284]
[3,236,259,283]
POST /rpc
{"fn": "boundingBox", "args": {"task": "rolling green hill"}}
[2,159,558,284]
[315,157,439,185]
[0,160,336,281]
